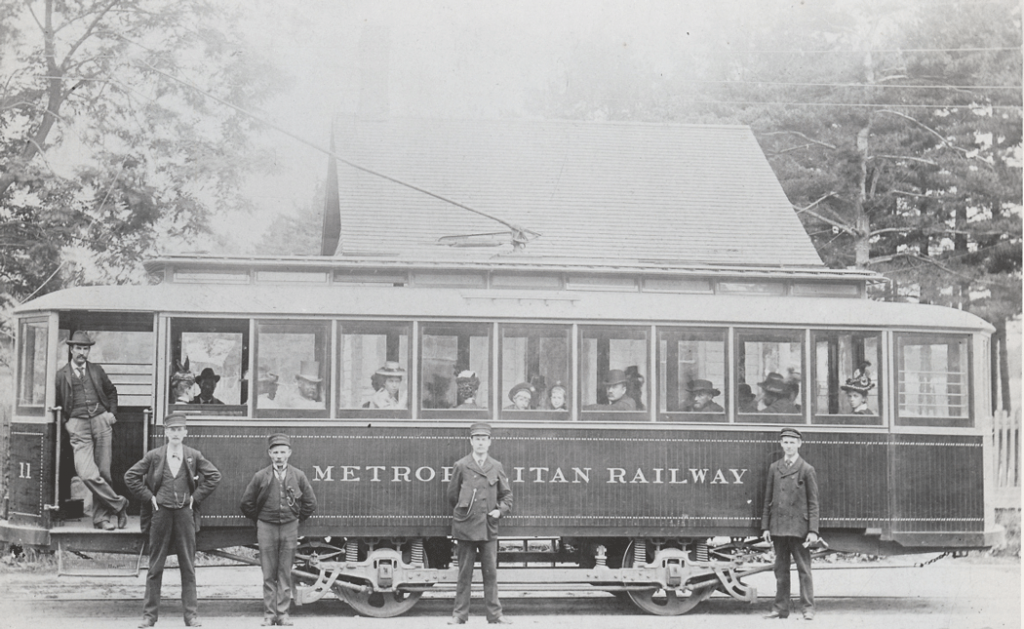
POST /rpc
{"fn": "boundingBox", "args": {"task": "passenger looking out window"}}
[841,364,875,415]
[585,370,639,410]
[580,326,647,416]
[505,382,535,410]
[546,382,568,411]
[191,368,224,404]
[455,370,482,409]
[368,361,407,409]
[688,380,724,412]
[284,361,324,409]
[756,373,800,414]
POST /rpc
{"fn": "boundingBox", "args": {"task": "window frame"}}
[418,321,492,420]
[253,318,331,419]
[734,328,806,425]
[167,317,249,418]
[498,323,572,422]
[656,326,729,423]
[895,332,972,428]
[336,320,412,420]
[578,324,650,423]
[16,317,49,416]
[810,329,884,426]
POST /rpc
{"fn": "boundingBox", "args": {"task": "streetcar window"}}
[17,318,48,413]
[255,320,330,417]
[420,323,491,419]
[74,330,155,408]
[896,334,971,427]
[338,321,411,418]
[580,326,648,421]
[169,318,248,416]
[812,331,882,425]
[500,324,570,420]
[657,328,727,422]
[736,330,804,423]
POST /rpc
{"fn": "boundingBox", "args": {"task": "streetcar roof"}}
[323,118,825,267]
[15,283,994,332]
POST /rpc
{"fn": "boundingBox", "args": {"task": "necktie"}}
[786,459,793,467]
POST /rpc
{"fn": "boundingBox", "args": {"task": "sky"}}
[208,0,808,250]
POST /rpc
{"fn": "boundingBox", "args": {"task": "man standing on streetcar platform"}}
[447,423,514,625]
[762,427,820,621]
[54,330,130,531]
[125,412,222,628]
[240,433,318,627]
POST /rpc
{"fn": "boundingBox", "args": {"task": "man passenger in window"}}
[505,382,535,410]
[191,368,225,405]
[758,372,800,414]
[586,369,637,411]
[455,370,481,409]
[841,362,875,415]
[290,361,323,409]
[55,331,130,531]
[369,361,407,409]
[688,379,724,412]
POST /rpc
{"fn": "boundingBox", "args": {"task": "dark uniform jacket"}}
[447,454,513,541]
[239,464,317,523]
[55,362,117,422]
[125,445,222,537]
[761,456,819,538]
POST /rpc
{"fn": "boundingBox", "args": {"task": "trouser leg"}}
[173,506,198,623]
[772,537,794,615]
[791,540,814,613]
[143,507,174,622]
[258,521,281,621]
[276,520,299,619]
[480,539,502,622]
[453,540,478,621]
[65,416,126,525]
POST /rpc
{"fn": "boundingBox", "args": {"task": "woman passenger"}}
[369,361,407,409]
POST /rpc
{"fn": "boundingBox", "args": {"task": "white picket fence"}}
[992,409,1021,508]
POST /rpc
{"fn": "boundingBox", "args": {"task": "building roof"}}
[330,118,825,267]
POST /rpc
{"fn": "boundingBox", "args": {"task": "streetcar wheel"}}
[621,541,716,616]
[337,586,423,618]
[335,541,428,618]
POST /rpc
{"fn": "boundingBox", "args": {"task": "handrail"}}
[44,406,63,513]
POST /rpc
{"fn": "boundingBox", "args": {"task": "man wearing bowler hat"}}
[447,423,513,625]
[241,434,318,626]
[687,379,724,412]
[190,368,224,405]
[761,427,820,621]
[125,413,222,628]
[55,330,130,530]
[585,369,637,411]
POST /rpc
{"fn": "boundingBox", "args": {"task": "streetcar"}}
[1,119,1003,617]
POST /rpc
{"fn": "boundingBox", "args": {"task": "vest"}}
[257,470,297,524]
[70,368,102,419]
[155,456,191,509]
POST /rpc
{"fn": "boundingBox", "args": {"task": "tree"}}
[0,0,281,306]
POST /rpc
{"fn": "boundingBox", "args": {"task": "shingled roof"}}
[331,118,824,267]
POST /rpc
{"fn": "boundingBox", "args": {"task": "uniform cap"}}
[779,427,802,440]
[268,433,292,449]
[163,413,187,427]
[469,422,492,437]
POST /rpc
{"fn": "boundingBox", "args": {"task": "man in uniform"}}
[125,413,222,628]
[447,423,513,625]
[761,427,820,621]
[55,331,129,530]
[240,433,318,626]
